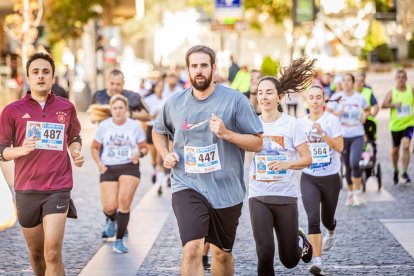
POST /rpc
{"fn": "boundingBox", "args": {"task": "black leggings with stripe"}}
[249,197,302,275]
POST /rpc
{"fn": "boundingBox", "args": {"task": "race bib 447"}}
[184,144,221,173]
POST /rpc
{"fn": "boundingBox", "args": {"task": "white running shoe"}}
[345,192,354,206]
[309,257,324,275]
[323,230,335,251]
[353,190,365,206]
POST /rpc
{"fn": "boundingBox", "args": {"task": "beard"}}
[190,73,213,91]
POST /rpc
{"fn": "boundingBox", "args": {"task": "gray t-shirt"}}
[154,84,263,208]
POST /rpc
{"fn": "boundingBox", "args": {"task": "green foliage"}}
[375,43,393,63]
[261,56,279,76]
[360,19,389,61]
[45,0,107,45]
[244,0,290,25]
[408,34,414,60]
[374,0,395,13]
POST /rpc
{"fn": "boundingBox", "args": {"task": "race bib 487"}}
[26,121,65,151]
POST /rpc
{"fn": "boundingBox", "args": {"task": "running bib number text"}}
[397,104,412,118]
[310,143,330,164]
[184,144,221,173]
[26,121,65,151]
[106,145,131,163]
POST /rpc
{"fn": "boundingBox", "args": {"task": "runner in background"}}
[355,73,379,142]
[327,73,369,206]
[299,86,344,275]
[91,95,148,253]
[249,57,315,275]
[381,69,414,184]
[144,80,166,194]
[249,69,262,115]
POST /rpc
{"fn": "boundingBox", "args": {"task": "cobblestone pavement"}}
[1,70,414,275]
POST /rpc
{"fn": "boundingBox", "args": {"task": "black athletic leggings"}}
[342,135,364,185]
[300,173,340,235]
[249,197,301,275]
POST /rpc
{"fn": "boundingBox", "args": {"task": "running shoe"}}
[202,255,211,271]
[113,239,128,253]
[298,228,313,263]
[345,192,354,207]
[167,177,171,187]
[151,173,156,184]
[157,186,162,195]
[105,219,116,238]
[323,230,335,251]
[393,171,399,185]
[353,191,364,206]
[401,172,411,184]
[309,263,323,275]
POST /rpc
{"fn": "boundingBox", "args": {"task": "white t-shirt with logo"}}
[299,112,344,176]
[327,91,368,138]
[95,117,146,166]
[249,113,307,198]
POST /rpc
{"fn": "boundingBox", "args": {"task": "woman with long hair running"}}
[299,85,344,275]
[91,94,148,253]
[249,57,315,275]
[326,73,369,206]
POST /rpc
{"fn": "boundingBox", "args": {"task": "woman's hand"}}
[98,162,108,174]
[130,152,142,164]
[268,160,291,172]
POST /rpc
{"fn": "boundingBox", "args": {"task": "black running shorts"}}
[15,190,77,228]
[172,188,242,252]
[391,126,414,147]
[100,162,140,182]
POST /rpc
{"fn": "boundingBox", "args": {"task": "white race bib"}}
[341,107,361,126]
[26,121,65,151]
[105,145,132,163]
[310,142,330,164]
[397,104,412,118]
[254,155,287,181]
[184,144,221,173]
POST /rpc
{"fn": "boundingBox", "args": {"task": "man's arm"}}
[381,90,395,109]
[69,141,84,167]
[131,110,151,121]
[223,132,263,152]
[1,138,37,161]
[210,113,263,152]
[152,130,179,169]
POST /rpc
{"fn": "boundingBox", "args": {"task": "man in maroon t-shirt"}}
[0,52,84,275]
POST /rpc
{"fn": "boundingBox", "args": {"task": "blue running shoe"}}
[105,219,116,238]
[113,239,128,253]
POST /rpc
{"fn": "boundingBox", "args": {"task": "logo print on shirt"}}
[56,204,67,209]
[182,119,209,131]
[56,111,67,123]
[22,113,31,119]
